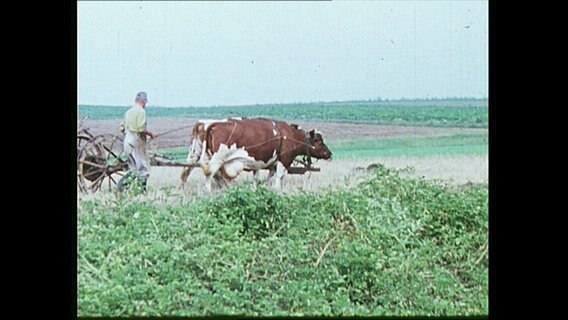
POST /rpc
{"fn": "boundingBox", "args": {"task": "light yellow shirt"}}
[121,104,147,133]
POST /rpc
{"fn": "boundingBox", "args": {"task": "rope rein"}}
[234,135,314,153]
[152,121,317,169]
[153,124,196,138]
[235,136,281,151]
[152,122,315,152]
[210,127,315,168]
[279,135,314,168]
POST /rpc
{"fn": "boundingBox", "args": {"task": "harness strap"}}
[242,136,282,150]
[274,123,284,159]
[201,121,315,168]
[303,134,313,169]
[225,121,238,145]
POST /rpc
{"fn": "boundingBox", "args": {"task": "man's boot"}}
[140,179,148,192]
[117,172,133,192]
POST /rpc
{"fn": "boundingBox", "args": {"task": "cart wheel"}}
[77,127,94,155]
[77,134,128,193]
[77,135,92,158]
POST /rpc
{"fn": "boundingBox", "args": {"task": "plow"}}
[77,118,321,193]
[77,118,197,193]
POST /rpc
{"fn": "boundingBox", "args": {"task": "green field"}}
[78,165,488,316]
[78,98,488,128]
[331,133,488,158]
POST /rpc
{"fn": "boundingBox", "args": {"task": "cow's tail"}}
[199,124,216,175]
[204,122,216,155]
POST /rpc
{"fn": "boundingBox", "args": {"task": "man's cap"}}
[136,91,148,101]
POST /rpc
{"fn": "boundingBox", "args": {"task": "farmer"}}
[117,91,156,192]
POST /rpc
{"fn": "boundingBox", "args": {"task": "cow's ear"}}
[309,129,315,139]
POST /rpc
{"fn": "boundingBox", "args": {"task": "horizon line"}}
[78,96,489,108]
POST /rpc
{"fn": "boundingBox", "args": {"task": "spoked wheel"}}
[77,134,128,193]
[77,134,92,158]
[77,126,94,157]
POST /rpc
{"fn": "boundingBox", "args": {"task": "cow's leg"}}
[204,144,233,192]
[181,139,201,187]
[214,173,228,189]
[273,161,286,191]
[198,140,210,176]
[253,170,260,184]
[204,168,221,192]
[205,167,223,192]
[267,166,276,187]
[205,173,213,192]
[180,166,195,188]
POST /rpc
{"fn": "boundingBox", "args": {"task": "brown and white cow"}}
[199,118,332,191]
[179,118,243,187]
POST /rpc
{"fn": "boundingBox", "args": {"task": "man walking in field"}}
[117,91,156,192]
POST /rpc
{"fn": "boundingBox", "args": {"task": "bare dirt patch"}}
[80,117,487,149]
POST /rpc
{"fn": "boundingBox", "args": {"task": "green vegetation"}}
[78,98,488,128]
[330,133,488,158]
[78,165,488,316]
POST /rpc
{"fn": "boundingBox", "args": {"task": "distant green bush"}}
[78,165,488,316]
[78,99,488,128]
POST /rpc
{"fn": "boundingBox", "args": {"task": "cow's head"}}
[307,129,332,160]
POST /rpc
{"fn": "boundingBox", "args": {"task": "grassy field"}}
[78,165,488,316]
[78,98,488,128]
[330,133,488,158]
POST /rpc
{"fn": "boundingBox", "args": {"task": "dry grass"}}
[149,154,488,189]
[77,154,487,205]
[361,154,488,185]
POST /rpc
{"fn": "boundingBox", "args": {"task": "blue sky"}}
[78,1,488,107]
